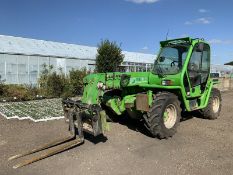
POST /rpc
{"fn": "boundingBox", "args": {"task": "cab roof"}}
[160,37,205,47]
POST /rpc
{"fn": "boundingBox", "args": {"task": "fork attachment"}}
[8,99,108,168]
[12,138,83,169]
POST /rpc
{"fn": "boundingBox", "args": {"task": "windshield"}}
[153,45,189,75]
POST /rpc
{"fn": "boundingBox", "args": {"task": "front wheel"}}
[143,92,181,139]
[200,88,222,120]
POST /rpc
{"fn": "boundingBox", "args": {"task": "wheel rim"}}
[213,96,220,113]
[163,104,177,129]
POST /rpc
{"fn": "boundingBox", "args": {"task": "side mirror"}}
[196,43,204,52]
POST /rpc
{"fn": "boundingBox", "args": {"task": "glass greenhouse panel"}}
[18,55,29,84]
[56,58,66,73]
[5,55,17,74]
[66,59,80,73]
[5,54,18,83]
[79,59,88,69]
[18,74,28,84]
[29,56,38,72]
[29,56,38,84]
[0,54,5,80]
[39,57,49,72]
[18,55,28,74]
[49,57,57,70]
[29,73,38,84]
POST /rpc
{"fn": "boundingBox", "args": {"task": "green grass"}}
[0,98,64,122]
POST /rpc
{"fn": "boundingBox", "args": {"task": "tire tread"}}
[143,91,181,139]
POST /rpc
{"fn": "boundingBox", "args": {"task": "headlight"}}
[161,80,173,86]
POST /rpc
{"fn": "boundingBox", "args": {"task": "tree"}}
[46,72,65,97]
[96,39,124,73]
[38,63,53,90]
[38,64,66,98]
[69,68,89,95]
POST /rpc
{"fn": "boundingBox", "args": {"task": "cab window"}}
[188,43,210,87]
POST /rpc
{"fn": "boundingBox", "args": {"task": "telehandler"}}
[9,37,221,168]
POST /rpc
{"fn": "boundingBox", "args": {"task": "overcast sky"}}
[0,0,233,64]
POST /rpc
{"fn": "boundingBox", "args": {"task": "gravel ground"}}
[0,91,233,175]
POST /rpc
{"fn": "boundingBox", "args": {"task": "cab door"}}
[185,43,210,108]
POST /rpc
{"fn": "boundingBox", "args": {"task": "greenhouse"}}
[0,35,155,85]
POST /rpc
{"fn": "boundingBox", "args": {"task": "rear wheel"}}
[200,88,222,120]
[143,92,181,139]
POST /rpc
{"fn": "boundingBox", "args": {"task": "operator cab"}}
[154,38,211,109]
[153,41,189,76]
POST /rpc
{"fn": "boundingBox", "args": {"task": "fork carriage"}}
[62,98,107,138]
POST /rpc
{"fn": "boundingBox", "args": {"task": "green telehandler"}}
[9,37,222,168]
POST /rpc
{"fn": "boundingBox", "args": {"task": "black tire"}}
[143,92,181,139]
[200,88,222,120]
